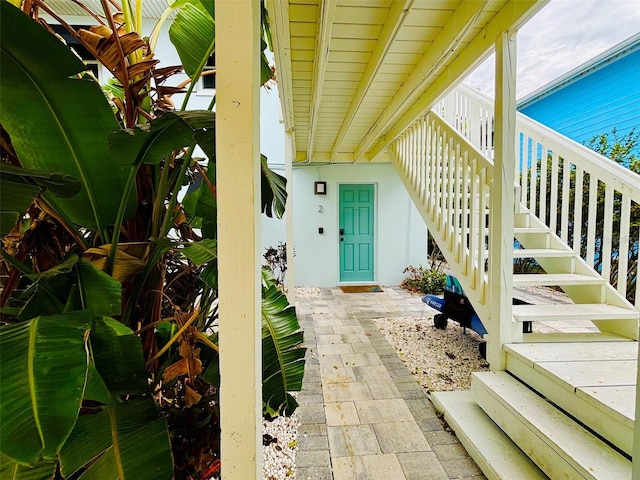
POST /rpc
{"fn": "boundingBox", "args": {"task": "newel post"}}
[216,0,262,477]
[487,29,517,370]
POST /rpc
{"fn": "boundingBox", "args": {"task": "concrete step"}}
[431,390,548,480]
[512,303,639,323]
[513,273,604,287]
[505,342,636,455]
[521,332,633,343]
[472,371,631,479]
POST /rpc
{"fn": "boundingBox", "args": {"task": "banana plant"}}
[0,1,304,479]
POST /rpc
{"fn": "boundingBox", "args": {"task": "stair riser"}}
[506,354,632,455]
[514,233,550,249]
[431,391,547,480]
[473,385,583,479]
[472,372,631,479]
[514,256,575,274]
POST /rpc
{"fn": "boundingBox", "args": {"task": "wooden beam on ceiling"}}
[266,0,296,146]
[366,0,546,162]
[306,0,338,161]
[354,0,492,162]
[328,0,414,163]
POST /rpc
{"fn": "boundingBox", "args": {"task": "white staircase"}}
[389,85,640,479]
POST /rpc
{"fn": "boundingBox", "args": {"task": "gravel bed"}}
[374,313,489,392]
[262,414,299,480]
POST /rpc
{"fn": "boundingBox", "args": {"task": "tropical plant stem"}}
[151,161,172,238]
[145,308,199,366]
[207,94,216,111]
[160,148,194,238]
[106,162,142,276]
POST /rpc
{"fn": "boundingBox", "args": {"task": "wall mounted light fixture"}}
[314,181,327,195]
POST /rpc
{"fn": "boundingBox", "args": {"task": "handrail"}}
[437,84,640,307]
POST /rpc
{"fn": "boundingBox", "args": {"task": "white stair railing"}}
[390,111,493,323]
[437,85,640,310]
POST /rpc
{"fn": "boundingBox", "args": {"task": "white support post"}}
[487,30,517,371]
[216,1,261,478]
[634,360,640,478]
[284,130,296,302]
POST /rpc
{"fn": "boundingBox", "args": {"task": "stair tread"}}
[512,303,639,322]
[522,332,633,343]
[513,248,575,258]
[513,273,604,286]
[514,227,549,234]
[431,390,548,480]
[473,371,631,479]
[505,341,638,363]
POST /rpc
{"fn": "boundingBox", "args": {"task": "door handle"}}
[339,228,345,235]
[340,237,344,242]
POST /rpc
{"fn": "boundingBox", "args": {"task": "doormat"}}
[340,285,383,293]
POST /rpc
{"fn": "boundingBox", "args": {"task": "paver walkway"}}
[294,287,485,480]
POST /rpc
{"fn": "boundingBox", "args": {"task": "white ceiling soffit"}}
[268,0,548,164]
[42,0,169,20]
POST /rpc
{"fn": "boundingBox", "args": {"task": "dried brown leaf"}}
[89,25,113,38]
[184,385,202,407]
[127,59,159,79]
[163,358,188,382]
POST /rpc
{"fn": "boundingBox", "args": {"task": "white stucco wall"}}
[291,163,427,287]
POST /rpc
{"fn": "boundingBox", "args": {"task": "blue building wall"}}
[518,48,640,158]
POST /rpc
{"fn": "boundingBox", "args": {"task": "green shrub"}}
[401,264,446,294]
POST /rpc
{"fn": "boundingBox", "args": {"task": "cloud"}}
[464,0,640,99]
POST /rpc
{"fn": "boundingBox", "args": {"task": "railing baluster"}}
[572,167,584,254]
[479,166,489,301]
[602,185,614,283]
[469,158,479,289]
[561,156,570,243]
[618,195,631,297]
[521,136,529,209]
[539,145,548,225]
[462,152,470,275]
[550,152,559,235]
[586,175,598,266]
[529,143,538,217]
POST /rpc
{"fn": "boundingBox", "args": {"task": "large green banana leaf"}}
[169,2,215,80]
[0,3,136,236]
[0,454,56,480]
[108,111,215,166]
[18,257,121,321]
[59,399,173,480]
[261,155,287,219]
[0,163,80,237]
[60,316,172,479]
[0,311,91,464]
[261,284,306,416]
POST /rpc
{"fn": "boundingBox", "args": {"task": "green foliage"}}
[586,128,639,171]
[263,242,287,286]
[0,4,135,238]
[261,277,306,416]
[0,2,300,479]
[401,265,446,294]
[401,238,447,294]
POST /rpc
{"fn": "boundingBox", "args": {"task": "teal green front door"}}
[339,184,375,282]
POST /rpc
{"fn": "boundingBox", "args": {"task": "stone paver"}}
[295,287,486,479]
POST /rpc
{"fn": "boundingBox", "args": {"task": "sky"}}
[464,0,640,99]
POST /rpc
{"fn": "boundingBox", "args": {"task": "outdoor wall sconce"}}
[314,181,327,195]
